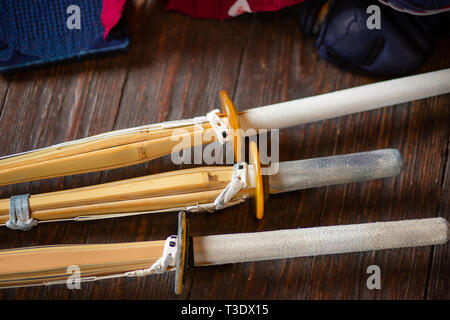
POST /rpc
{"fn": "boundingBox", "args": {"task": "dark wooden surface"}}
[0,0,448,300]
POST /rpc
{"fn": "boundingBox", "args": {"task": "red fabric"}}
[165,0,305,19]
[101,0,127,38]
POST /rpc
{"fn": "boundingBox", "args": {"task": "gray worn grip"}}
[268,149,402,194]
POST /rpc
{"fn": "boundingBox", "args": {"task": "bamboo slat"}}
[0,240,165,288]
[0,122,217,186]
[0,166,238,224]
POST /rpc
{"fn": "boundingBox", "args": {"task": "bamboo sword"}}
[0,212,447,294]
[1,148,401,229]
[0,68,447,186]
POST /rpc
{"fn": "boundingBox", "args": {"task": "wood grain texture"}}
[0,2,448,299]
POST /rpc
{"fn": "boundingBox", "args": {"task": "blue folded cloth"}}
[0,0,129,72]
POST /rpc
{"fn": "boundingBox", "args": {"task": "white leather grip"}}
[193,218,449,266]
[240,68,450,130]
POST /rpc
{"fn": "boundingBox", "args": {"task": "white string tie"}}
[6,194,37,231]
[206,109,231,144]
[193,116,208,130]
[125,235,178,277]
[214,162,248,210]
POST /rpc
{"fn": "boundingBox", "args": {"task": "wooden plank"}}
[424,37,450,300]
[0,4,448,300]
[0,77,9,114]
[426,136,449,300]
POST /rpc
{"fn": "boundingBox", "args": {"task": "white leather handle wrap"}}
[193,218,449,266]
[240,68,450,130]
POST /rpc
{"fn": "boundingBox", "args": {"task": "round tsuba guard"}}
[219,90,243,163]
[249,141,265,220]
[219,91,265,220]
[175,211,190,295]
